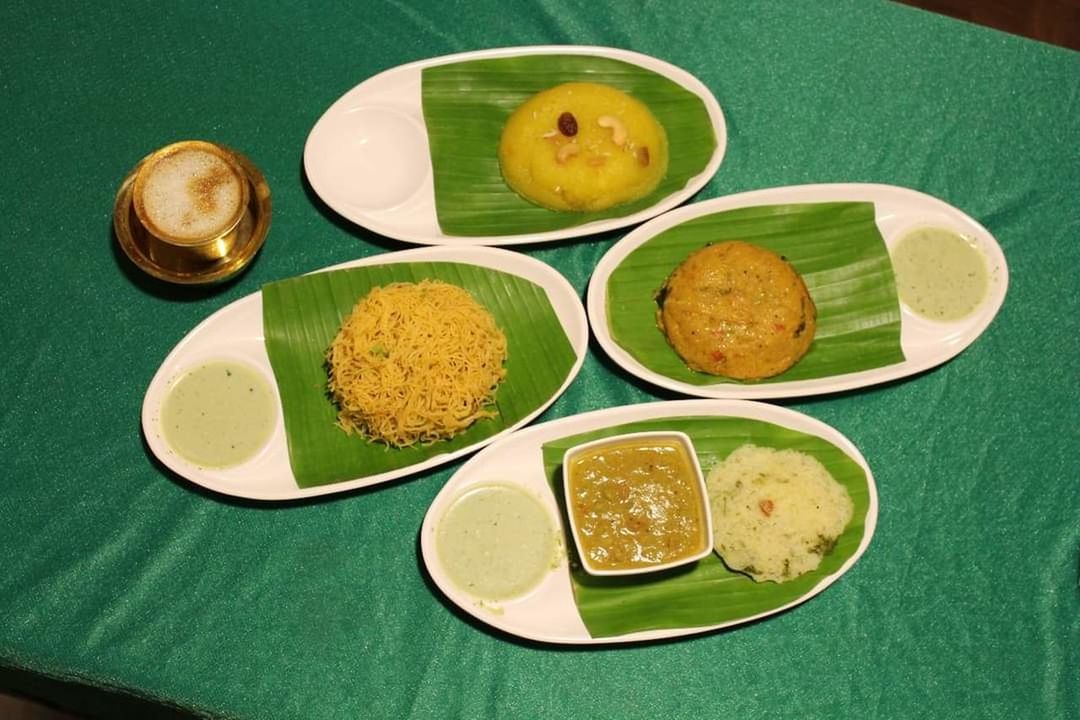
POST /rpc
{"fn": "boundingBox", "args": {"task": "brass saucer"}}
[114,141,272,285]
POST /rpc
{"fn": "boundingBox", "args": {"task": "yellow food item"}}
[327,280,507,447]
[498,82,668,212]
[656,241,817,380]
[707,444,853,583]
[565,436,708,572]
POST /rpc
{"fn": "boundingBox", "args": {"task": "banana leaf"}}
[606,202,905,384]
[542,416,870,638]
[263,263,577,488]
[422,55,717,236]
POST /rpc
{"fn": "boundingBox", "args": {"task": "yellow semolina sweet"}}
[498,82,669,212]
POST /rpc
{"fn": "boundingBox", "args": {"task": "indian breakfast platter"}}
[122,39,1013,647]
[142,246,589,501]
[588,183,1008,399]
[303,45,727,245]
[420,399,877,645]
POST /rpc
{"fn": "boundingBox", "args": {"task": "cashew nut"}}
[597,115,628,146]
[556,142,580,164]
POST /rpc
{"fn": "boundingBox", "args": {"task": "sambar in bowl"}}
[561,431,712,576]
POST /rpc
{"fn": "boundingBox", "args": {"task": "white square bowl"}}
[561,430,713,577]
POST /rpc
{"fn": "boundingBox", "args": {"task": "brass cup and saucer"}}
[114,140,271,284]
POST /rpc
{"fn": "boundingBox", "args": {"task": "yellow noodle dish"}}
[327,279,508,447]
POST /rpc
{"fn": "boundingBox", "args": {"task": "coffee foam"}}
[140,148,244,241]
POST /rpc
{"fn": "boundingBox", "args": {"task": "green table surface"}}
[1,1,1077,718]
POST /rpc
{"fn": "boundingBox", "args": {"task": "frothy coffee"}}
[138,147,245,242]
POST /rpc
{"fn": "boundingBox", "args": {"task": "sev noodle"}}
[327,280,508,447]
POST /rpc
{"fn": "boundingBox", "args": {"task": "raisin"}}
[557,112,578,137]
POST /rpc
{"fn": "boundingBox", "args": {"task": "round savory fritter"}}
[656,241,816,380]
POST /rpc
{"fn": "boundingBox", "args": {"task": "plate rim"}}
[420,397,879,645]
[303,44,728,246]
[141,245,590,501]
[587,182,1010,400]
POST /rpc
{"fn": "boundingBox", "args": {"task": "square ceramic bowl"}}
[561,430,713,576]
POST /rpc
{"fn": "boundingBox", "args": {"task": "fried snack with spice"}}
[656,241,816,380]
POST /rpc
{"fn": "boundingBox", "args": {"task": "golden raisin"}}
[637,146,650,167]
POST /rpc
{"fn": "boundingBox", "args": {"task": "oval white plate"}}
[303,45,727,246]
[420,399,877,645]
[588,183,1009,399]
[143,246,589,501]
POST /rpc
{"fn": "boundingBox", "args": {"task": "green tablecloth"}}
[1,2,1077,718]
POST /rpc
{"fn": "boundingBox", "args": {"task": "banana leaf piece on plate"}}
[263,259,580,489]
[541,415,872,639]
[599,200,906,390]
[422,53,721,237]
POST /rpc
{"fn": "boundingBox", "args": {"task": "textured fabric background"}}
[0,1,1077,718]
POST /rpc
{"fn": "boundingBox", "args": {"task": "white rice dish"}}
[706,444,853,583]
